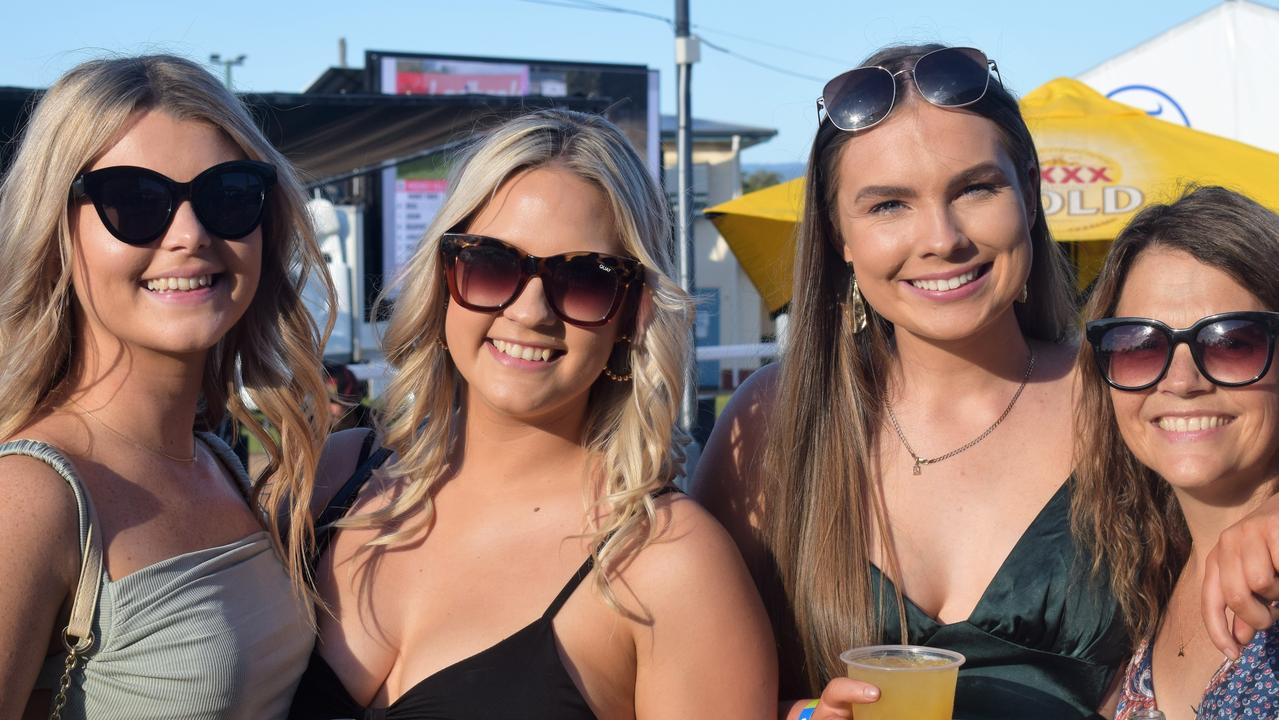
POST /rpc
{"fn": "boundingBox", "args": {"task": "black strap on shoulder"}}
[194,431,253,503]
[311,431,393,566]
[357,428,378,464]
[543,554,596,620]
[541,484,683,619]
[650,484,681,500]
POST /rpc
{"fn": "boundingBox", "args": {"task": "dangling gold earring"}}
[1018,284,1029,304]
[848,265,868,334]
[603,335,633,382]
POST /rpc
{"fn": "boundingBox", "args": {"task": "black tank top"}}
[289,433,677,720]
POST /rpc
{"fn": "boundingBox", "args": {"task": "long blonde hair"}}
[0,55,335,601]
[345,109,691,602]
[1073,186,1279,640]
[764,43,1078,692]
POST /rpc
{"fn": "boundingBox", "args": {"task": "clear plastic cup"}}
[840,645,965,720]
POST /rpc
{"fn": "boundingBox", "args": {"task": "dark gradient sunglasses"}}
[439,233,643,327]
[1086,311,1279,391]
[817,46,1001,132]
[71,160,276,245]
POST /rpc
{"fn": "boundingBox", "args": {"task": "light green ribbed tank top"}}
[1,434,314,720]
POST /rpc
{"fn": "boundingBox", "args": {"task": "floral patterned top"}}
[1115,624,1279,719]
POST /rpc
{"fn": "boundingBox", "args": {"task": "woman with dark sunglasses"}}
[1076,187,1279,720]
[694,42,1107,720]
[0,56,333,718]
[287,109,775,719]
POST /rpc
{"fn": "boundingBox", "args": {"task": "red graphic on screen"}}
[396,72,527,96]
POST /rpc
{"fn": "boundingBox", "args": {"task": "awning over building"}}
[242,91,608,183]
[658,115,777,150]
[0,86,607,184]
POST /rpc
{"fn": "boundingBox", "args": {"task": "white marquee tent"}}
[1078,0,1279,153]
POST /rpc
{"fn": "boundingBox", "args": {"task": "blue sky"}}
[1,0,1240,164]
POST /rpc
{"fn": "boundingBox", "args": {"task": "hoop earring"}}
[603,335,633,382]
[848,266,868,335]
[1018,284,1029,304]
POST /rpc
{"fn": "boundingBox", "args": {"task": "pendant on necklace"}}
[912,458,923,476]
[1177,645,1186,657]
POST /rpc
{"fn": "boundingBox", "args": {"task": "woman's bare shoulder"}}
[615,492,777,714]
[0,449,81,711]
[691,363,779,487]
[0,450,81,590]
[0,423,86,537]
[621,492,760,615]
[689,363,779,548]
[719,361,781,431]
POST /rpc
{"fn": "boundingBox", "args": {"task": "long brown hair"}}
[764,43,1077,691]
[1072,185,1279,639]
[0,55,335,603]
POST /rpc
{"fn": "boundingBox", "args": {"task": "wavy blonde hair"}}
[344,109,691,603]
[0,55,335,602]
[764,44,1078,694]
[1073,185,1279,640]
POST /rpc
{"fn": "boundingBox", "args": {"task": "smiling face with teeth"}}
[1110,248,1279,501]
[70,110,261,361]
[443,164,628,426]
[833,99,1035,345]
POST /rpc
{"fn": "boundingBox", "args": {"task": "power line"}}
[515,0,672,26]
[513,0,833,81]
[696,36,827,82]
[574,0,674,24]
[691,24,849,67]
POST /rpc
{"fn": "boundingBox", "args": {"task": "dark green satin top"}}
[872,482,1130,719]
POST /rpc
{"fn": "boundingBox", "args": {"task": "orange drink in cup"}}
[840,645,964,720]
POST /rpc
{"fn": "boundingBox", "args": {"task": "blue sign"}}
[695,288,720,390]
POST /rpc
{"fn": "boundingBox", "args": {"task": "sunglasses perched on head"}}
[817,46,1001,132]
[71,160,276,245]
[1086,311,1279,391]
[439,233,643,327]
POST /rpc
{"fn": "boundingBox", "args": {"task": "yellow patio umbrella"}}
[702,177,805,314]
[708,77,1279,313]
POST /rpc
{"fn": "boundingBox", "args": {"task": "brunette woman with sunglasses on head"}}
[1075,187,1279,720]
[287,109,775,719]
[696,43,1279,720]
[0,55,333,719]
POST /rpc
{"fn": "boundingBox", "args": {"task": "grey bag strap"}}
[0,440,104,719]
[195,431,252,497]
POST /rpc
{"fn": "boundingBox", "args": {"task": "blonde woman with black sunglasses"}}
[0,55,332,719]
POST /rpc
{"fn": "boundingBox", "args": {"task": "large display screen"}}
[367,51,660,291]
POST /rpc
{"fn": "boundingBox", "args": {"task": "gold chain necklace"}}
[885,349,1036,476]
[1167,561,1202,658]
[70,398,196,464]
